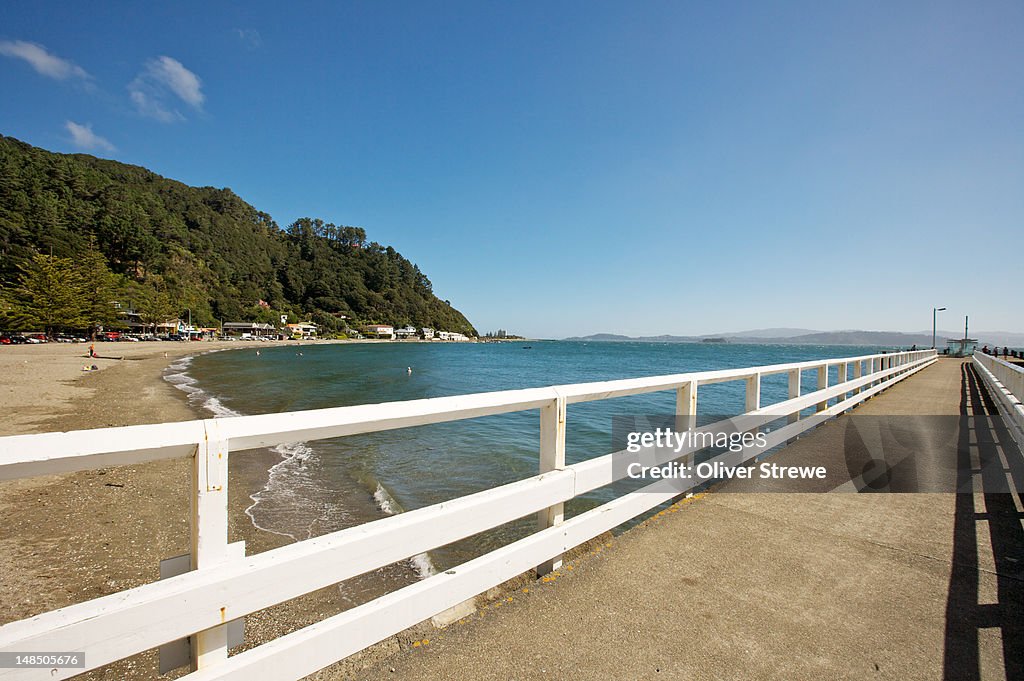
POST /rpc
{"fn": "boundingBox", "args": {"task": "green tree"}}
[0,135,479,337]
[3,254,84,336]
[132,283,178,334]
[77,245,122,337]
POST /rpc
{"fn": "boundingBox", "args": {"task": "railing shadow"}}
[943,361,1024,680]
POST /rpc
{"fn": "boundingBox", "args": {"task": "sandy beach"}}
[0,340,423,679]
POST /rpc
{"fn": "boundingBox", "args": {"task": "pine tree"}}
[4,254,85,336]
[77,244,122,337]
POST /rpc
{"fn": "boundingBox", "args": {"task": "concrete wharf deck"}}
[358,358,1023,681]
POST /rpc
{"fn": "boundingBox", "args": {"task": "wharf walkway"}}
[361,358,1023,681]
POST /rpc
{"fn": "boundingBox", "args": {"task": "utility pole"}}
[932,307,946,349]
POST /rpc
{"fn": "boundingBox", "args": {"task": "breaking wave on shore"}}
[372,483,437,578]
[163,353,436,579]
[165,355,241,418]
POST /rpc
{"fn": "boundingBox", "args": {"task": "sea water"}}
[166,341,890,579]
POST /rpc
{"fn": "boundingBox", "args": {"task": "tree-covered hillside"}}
[0,135,476,335]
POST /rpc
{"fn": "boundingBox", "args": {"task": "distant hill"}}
[562,333,636,342]
[715,327,819,338]
[0,135,476,336]
[567,330,952,346]
[785,331,938,346]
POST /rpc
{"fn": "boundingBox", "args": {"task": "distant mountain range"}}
[564,329,1024,347]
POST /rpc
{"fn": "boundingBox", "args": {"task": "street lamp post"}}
[185,308,192,341]
[932,307,946,349]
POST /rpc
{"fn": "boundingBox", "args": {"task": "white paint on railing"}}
[0,349,936,680]
[536,393,567,575]
[972,352,1024,447]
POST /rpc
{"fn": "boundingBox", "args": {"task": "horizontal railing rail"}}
[0,349,936,680]
[972,352,1024,446]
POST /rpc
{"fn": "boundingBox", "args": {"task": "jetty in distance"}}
[0,349,1022,680]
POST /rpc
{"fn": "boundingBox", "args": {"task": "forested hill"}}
[0,135,476,335]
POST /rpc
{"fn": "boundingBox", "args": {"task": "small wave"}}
[164,355,242,418]
[275,441,314,463]
[244,442,319,542]
[373,483,438,579]
[373,483,404,515]
[409,552,437,580]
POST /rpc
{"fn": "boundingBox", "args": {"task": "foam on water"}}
[244,442,326,541]
[373,483,438,579]
[372,482,402,515]
[165,354,242,418]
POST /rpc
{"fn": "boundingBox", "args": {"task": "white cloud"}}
[0,40,90,80]
[128,56,204,122]
[233,28,262,49]
[65,121,116,153]
[148,56,204,107]
[129,89,181,123]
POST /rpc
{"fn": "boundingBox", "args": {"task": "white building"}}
[223,322,276,338]
[286,322,318,339]
[395,325,418,339]
[364,324,394,339]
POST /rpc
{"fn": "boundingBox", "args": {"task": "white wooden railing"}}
[0,349,936,680]
[973,351,1024,446]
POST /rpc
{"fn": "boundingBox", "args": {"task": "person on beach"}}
[88,343,96,358]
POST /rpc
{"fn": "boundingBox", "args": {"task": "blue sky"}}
[1,1,1021,337]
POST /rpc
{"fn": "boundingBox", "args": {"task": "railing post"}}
[816,364,828,412]
[537,395,566,576]
[675,380,698,495]
[787,369,801,425]
[743,372,762,463]
[191,419,230,670]
[852,360,862,395]
[836,362,848,403]
[744,373,761,412]
[676,380,698,428]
